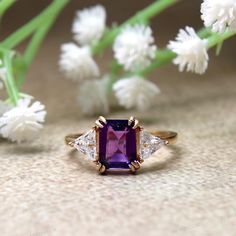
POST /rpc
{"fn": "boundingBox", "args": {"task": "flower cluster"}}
[59,5,110,115]
[59,5,160,114]
[59,1,236,116]
[0,0,71,143]
[59,5,106,83]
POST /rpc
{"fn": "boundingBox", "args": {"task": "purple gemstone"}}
[99,120,137,169]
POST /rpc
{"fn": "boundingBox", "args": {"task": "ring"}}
[65,116,178,174]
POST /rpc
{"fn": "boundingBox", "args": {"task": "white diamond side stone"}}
[140,131,165,159]
[74,129,96,160]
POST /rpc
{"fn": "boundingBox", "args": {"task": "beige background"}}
[0,1,236,236]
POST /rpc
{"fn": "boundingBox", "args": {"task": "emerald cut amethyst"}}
[98,119,137,169]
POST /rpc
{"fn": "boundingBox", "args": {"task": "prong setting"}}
[130,161,141,173]
[128,116,135,126]
[99,165,106,174]
[95,120,104,128]
[94,161,107,174]
[68,141,74,147]
[133,119,139,129]
[130,164,136,173]
[131,161,140,170]
[95,116,107,128]
[99,116,107,124]
[128,117,139,129]
[95,161,102,170]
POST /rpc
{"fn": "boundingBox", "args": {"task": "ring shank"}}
[65,131,177,146]
[150,131,178,144]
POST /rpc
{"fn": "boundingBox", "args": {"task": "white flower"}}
[0,101,12,117]
[77,77,109,115]
[113,76,160,111]
[0,67,7,89]
[0,98,46,143]
[201,0,236,33]
[72,5,106,46]
[0,67,6,80]
[167,26,209,74]
[113,25,157,72]
[59,43,100,81]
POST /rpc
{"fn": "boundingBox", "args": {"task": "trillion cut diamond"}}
[74,129,96,160]
[140,131,165,159]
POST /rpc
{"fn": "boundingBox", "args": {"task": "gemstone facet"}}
[140,131,165,159]
[74,129,96,160]
[98,119,137,169]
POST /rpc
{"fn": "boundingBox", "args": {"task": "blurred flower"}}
[168,26,209,74]
[72,5,106,46]
[0,101,12,117]
[0,98,46,143]
[59,43,100,81]
[113,76,160,111]
[0,67,6,80]
[0,67,7,89]
[201,0,236,33]
[113,25,157,72]
[77,77,109,115]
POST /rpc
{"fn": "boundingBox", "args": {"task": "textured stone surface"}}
[1,50,236,236]
[0,1,236,236]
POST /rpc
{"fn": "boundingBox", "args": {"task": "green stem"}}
[3,52,19,105]
[107,61,123,92]
[207,29,236,48]
[0,0,15,18]
[198,27,212,38]
[16,25,52,89]
[140,49,176,76]
[1,0,69,103]
[16,2,67,88]
[23,25,50,66]
[92,0,180,55]
[1,0,69,49]
[16,26,52,89]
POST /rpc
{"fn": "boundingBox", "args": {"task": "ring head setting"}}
[72,117,170,174]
